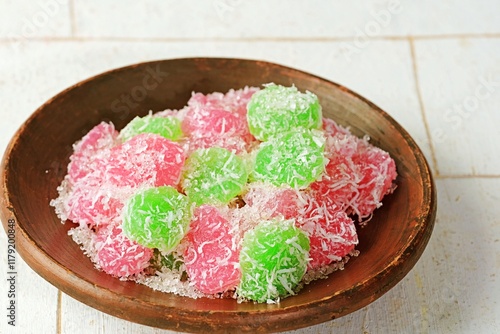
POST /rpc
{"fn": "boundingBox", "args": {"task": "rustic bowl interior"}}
[0,58,436,333]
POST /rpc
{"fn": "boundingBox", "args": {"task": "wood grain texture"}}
[0,58,436,333]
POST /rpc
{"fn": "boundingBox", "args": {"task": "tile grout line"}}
[68,0,77,37]
[435,174,500,179]
[1,33,500,44]
[56,290,62,334]
[408,36,440,177]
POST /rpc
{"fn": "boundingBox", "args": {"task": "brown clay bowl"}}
[0,58,436,333]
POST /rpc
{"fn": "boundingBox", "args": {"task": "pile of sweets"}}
[51,84,397,303]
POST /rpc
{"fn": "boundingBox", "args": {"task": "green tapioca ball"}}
[246,84,322,141]
[251,129,326,188]
[181,147,248,206]
[120,115,183,142]
[122,186,191,252]
[238,219,310,303]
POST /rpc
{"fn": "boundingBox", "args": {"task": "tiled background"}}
[0,1,499,333]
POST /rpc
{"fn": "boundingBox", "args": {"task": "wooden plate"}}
[0,58,436,333]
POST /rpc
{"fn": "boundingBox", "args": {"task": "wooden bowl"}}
[0,58,436,333]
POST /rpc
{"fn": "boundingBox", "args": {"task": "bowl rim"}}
[1,57,437,333]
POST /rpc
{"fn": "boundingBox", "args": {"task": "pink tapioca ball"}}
[184,205,241,294]
[314,118,397,220]
[187,87,259,117]
[187,92,222,108]
[230,185,303,246]
[243,184,302,220]
[73,122,118,154]
[351,141,397,219]
[105,133,186,188]
[225,87,260,116]
[297,195,358,269]
[68,122,118,182]
[182,106,252,141]
[309,155,358,211]
[324,128,359,159]
[65,182,123,227]
[322,118,351,137]
[310,129,360,211]
[95,225,153,277]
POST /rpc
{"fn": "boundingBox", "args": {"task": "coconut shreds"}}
[69,222,359,302]
[68,225,100,263]
[51,85,397,304]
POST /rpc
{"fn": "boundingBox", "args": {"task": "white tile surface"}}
[61,294,171,334]
[0,39,433,173]
[0,232,59,332]
[414,38,500,176]
[32,179,500,334]
[1,1,499,333]
[0,0,71,39]
[389,0,500,36]
[272,178,500,334]
[73,0,500,39]
[72,0,389,39]
[422,178,500,332]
